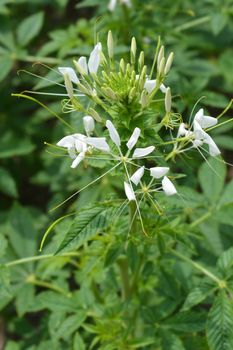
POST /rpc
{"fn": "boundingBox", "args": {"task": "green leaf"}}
[161,331,185,350]
[56,205,116,254]
[0,167,18,197]
[200,220,223,255]
[219,180,233,207]
[0,233,8,258]
[50,312,86,340]
[211,13,228,35]
[198,157,226,202]
[8,204,37,259]
[104,244,122,267]
[0,265,12,298]
[0,133,35,158]
[73,333,86,350]
[214,136,233,151]
[17,12,44,47]
[206,291,233,350]
[15,284,35,317]
[217,247,233,276]
[182,283,215,311]
[164,311,206,332]
[0,55,13,81]
[215,205,233,226]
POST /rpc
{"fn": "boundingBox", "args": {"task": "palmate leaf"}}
[206,291,233,350]
[217,247,233,277]
[182,283,215,311]
[56,205,117,254]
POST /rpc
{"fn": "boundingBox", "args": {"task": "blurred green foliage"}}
[0,0,233,349]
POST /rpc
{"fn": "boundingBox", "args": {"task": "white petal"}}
[77,56,88,75]
[126,127,141,150]
[71,152,85,168]
[193,121,208,141]
[159,83,167,93]
[192,139,203,148]
[83,116,95,135]
[162,176,177,196]
[121,0,132,7]
[108,0,117,11]
[130,166,145,186]
[88,42,102,74]
[144,79,156,93]
[132,146,155,158]
[150,167,169,179]
[85,137,110,152]
[205,135,221,156]
[57,135,75,148]
[58,67,79,84]
[177,123,188,137]
[68,147,76,159]
[194,108,217,128]
[124,182,136,201]
[106,120,121,147]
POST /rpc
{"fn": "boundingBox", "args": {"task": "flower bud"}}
[101,87,118,100]
[107,30,114,59]
[88,108,102,122]
[128,86,136,103]
[83,116,95,135]
[130,37,137,64]
[77,83,92,96]
[140,90,149,109]
[165,87,171,113]
[158,57,165,76]
[157,45,164,69]
[119,58,125,74]
[64,73,73,99]
[164,52,174,75]
[73,58,88,76]
[138,51,144,72]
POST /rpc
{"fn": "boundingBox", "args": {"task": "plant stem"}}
[5,252,79,268]
[26,275,71,297]
[171,249,225,287]
[174,16,210,32]
[21,55,60,64]
[190,211,212,228]
[118,258,131,300]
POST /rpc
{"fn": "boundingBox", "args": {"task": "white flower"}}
[150,167,169,179]
[58,67,79,84]
[162,176,177,196]
[108,0,131,11]
[194,108,217,129]
[83,116,95,136]
[132,146,155,158]
[130,166,145,185]
[124,181,136,201]
[126,127,141,150]
[88,43,102,74]
[193,121,220,156]
[144,79,167,94]
[106,120,121,147]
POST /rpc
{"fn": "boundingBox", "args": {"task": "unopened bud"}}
[165,87,171,113]
[138,65,147,90]
[101,87,118,100]
[126,63,131,77]
[128,87,136,103]
[73,57,88,76]
[83,116,95,135]
[140,90,149,109]
[164,52,174,75]
[130,37,137,64]
[158,57,165,76]
[107,30,114,59]
[119,58,125,74]
[77,83,92,96]
[138,51,144,71]
[157,45,164,69]
[88,108,102,122]
[64,73,73,99]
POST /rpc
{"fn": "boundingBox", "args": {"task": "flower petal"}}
[144,79,156,93]
[126,127,141,150]
[77,56,88,75]
[132,146,155,158]
[58,67,79,84]
[162,176,177,196]
[205,135,221,156]
[106,120,121,147]
[57,135,75,148]
[194,108,217,128]
[108,0,117,11]
[159,83,167,93]
[83,116,95,135]
[71,152,85,168]
[124,182,136,201]
[88,42,102,74]
[85,137,110,152]
[150,167,169,179]
[130,166,145,186]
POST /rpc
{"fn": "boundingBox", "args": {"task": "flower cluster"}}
[49,31,223,231]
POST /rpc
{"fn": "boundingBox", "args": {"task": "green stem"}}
[171,249,225,287]
[118,258,131,300]
[174,16,210,32]
[27,275,70,297]
[20,55,60,64]
[5,252,79,268]
[190,211,212,228]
